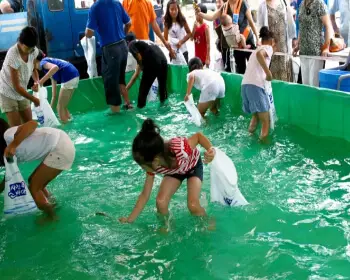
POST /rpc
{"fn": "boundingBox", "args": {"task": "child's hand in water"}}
[204,147,216,163]
[119,217,130,223]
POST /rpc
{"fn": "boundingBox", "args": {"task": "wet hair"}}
[125,32,136,45]
[259,26,274,42]
[0,118,10,167]
[132,119,166,166]
[198,3,207,13]
[36,50,46,61]
[188,57,203,72]
[164,0,187,29]
[18,26,38,48]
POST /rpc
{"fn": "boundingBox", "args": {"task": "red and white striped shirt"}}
[153,137,200,175]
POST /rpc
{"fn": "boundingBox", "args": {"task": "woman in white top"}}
[164,0,192,63]
[185,57,226,117]
[241,27,275,140]
[0,27,41,127]
[0,119,75,218]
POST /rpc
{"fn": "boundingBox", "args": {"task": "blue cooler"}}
[319,69,350,92]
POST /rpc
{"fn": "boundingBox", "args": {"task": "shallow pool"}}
[1,94,350,279]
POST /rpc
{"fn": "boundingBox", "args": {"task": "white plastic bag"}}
[80,36,98,78]
[265,81,277,130]
[171,50,187,65]
[184,94,204,127]
[3,157,38,217]
[31,87,60,127]
[126,52,137,72]
[213,50,224,72]
[147,78,158,102]
[210,148,248,207]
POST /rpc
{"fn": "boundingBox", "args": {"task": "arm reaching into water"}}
[185,74,195,101]
[39,62,59,86]
[119,174,155,223]
[187,132,215,163]
[126,65,141,91]
[4,121,38,158]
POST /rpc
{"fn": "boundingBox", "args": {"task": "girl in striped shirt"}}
[119,118,215,224]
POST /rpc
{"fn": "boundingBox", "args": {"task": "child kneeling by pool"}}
[119,118,215,223]
[241,26,275,140]
[186,57,225,117]
[0,119,75,217]
[35,51,79,123]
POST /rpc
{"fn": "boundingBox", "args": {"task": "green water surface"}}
[0,95,350,279]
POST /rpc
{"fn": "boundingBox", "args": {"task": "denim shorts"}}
[241,84,270,114]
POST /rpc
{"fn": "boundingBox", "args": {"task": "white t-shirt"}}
[242,45,273,88]
[187,69,224,91]
[169,22,188,53]
[0,45,39,101]
[4,126,61,163]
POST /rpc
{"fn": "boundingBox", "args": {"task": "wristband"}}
[147,172,155,176]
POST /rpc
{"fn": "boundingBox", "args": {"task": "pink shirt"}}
[151,137,200,175]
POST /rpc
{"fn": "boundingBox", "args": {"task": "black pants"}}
[138,59,168,108]
[101,40,128,107]
[221,48,231,72]
[234,49,252,74]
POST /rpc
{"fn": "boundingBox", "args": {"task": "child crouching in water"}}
[0,118,75,217]
[35,52,79,123]
[221,14,250,49]
[119,118,215,224]
[241,26,275,140]
[186,57,225,117]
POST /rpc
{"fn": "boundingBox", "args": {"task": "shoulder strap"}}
[235,0,243,14]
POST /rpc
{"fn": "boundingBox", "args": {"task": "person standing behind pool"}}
[0,118,75,218]
[85,0,132,113]
[35,52,79,123]
[0,0,21,13]
[0,26,40,127]
[185,57,225,117]
[119,118,215,224]
[125,33,168,109]
[241,27,275,141]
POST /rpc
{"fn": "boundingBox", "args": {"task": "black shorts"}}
[101,40,128,106]
[166,157,203,182]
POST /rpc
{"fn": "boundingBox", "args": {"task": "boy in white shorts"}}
[221,14,250,49]
[35,52,80,123]
[0,119,75,218]
[185,57,225,117]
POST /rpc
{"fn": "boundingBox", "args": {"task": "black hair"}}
[292,37,298,41]
[132,119,165,166]
[0,118,10,167]
[18,26,38,48]
[259,26,274,42]
[36,50,45,61]
[198,3,207,13]
[188,57,203,72]
[164,0,187,29]
[125,32,136,44]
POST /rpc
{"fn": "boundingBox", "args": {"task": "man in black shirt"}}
[125,33,168,109]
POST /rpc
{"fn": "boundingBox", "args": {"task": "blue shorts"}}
[241,84,270,114]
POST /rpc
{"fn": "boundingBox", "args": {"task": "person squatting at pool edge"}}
[119,118,215,224]
[125,33,169,109]
[0,119,75,218]
[241,26,275,141]
[186,57,225,117]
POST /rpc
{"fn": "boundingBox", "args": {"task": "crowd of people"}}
[0,0,348,221]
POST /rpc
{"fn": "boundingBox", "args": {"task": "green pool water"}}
[0,94,350,279]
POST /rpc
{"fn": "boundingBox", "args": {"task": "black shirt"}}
[128,40,167,68]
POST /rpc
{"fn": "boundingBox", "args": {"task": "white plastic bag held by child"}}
[184,94,204,127]
[210,148,248,207]
[147,79,159,102]
[80,36,98,78]
[3,157,37,217]
[265,81,277,130]
[31,87,60,127]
